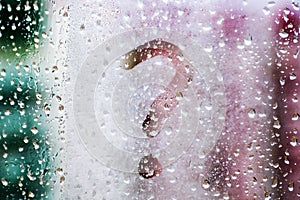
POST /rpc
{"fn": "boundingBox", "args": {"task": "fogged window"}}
[1,1,299,200]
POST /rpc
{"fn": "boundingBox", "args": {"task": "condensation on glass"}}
[2,0,299,200]
[66,0,300,199]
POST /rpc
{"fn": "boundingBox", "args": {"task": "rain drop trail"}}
[120,39,194,138]
[273,5,300,199]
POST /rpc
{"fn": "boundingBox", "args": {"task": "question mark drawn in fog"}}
[73,29,225,175]
[120,39,194,178]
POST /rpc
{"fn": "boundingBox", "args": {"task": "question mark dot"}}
[138,154,162,179]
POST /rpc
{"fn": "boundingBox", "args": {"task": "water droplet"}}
[248,108,256,118]
[267,1,276,7]
[28,191,35,198]
[203,102,212,111]
[163,126,173,136]
[273,120,281,129]
[169,178,176,184]
[20,109,25,115]
[244,34,252,46]
[253,176,258,183]
[202,26,212,31]
[264,189,271,200]
[33,141,39,150]
[224,193,230,200]
[203,45,213,53]
[263,7,270,15]
[216,16,224,25]
[279,48,288,54]
[7,4,12,12]
[57,167,63,175]
[262,175,268,182]
[219,40,225,47]
[58,104,64,111]
[18,147,24,152]
[163,103,170,111]
[234,149,240,157]
[1,178,8,186]
[293,128,298,134]
[279,30,289,39]
[0,69,6,76]
[3,153,7,158]
[288,181,294,191]
[177,10,184,16]
[166,166,175,173]
[284,156,290,164]
[23,136,29,143]
[292,96,298,103]
[42,32,47,38]
[271,177,278,188]
[247,142,253,151]
[202,179,210,189]
[294,49,299,59]
[283,7,291,15]
[290,136,298,147]
[237,43,245,49]
[176,91,183,100]
[292,113,299,121]
[30,126,38,134]
[247,167,254,173]
[289,72,296,80]
[148,130,159,137]
[4,109,10,116]
[279,77,285,86]
[11,23,16,30]
[33,2,39,11]
[292,2,300,10]
[60,176,65,185]
[287,23,294,29]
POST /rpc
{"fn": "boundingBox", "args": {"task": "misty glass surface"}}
[1,0,299,199]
